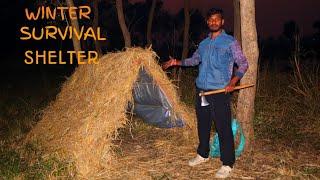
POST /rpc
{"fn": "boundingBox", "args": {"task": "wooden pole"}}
[199,84,254,96]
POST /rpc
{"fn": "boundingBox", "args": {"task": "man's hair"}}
[206,8,224,20]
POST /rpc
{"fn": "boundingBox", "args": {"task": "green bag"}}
[209,119,245,157]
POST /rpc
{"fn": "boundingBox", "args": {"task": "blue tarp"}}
[132,68,185,128]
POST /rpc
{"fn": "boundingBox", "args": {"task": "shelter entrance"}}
[130,68,185,128]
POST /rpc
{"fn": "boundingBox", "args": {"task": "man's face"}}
[207,14,224,32]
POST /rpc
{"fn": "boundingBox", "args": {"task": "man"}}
[163,8,248,178]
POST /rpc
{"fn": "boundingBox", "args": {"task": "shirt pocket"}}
[217,47,229,64]
[216,47,231,82]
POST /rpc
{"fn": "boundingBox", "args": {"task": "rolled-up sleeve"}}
[230,40,249,78]
[181,49,201,66]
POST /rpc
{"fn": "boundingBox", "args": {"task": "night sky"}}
[3,0,318,61]
[131,0,320,38]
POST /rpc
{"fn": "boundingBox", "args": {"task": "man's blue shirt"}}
[181,30,248,90]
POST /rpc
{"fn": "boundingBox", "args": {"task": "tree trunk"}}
[93,0,103,56]
[181,0,190,60]
[233,0,241,44]
[147,0,156,46]
[174,0,190,88]
[66,0,81,53]
[236,0,259,154]
[116,0,131,47]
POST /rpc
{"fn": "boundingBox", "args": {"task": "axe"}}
[199,84,255,106]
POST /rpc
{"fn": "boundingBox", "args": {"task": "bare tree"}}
[236,0,259,153]
[147,0,156,46]
[66,0,81,52]
[233,0,241,43]
[173,0,190,87]
[93,0,103,56]
[116,0,131,47]
[181,0,190,60]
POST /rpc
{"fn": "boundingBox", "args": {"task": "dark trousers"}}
[195,88,235,167]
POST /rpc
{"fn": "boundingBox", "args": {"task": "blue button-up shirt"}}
[181,30,248,90]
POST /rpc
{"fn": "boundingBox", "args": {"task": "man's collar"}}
[208,29,226,39]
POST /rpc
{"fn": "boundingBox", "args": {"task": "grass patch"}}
[255,61,320,149]
[0,142,76,179]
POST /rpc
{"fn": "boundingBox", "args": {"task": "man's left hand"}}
[225,76,240,93]
[225,83,236,93]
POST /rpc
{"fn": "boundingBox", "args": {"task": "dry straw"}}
[26,47,196,178]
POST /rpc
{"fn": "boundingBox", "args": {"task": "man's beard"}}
[209,25,222,32]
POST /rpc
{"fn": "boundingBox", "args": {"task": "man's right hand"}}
[162,57,181,70]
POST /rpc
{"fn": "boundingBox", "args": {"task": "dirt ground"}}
[106,120,320,180]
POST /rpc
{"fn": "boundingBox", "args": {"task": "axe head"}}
[200,91,209,107]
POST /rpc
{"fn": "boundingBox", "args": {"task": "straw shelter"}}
[26,47,195,177]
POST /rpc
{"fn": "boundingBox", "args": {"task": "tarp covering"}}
[132,68,185,128]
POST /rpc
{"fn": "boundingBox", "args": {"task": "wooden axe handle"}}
[199,84,255,96]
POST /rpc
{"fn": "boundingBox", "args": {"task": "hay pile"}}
[26,47,195,177]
